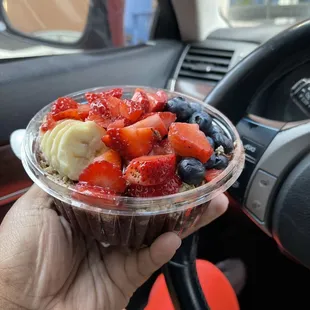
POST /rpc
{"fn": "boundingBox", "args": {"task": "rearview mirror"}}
[1,0,90,45]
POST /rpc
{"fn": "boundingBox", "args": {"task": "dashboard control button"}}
[228,159,256,203]
[290,78,310,117]
[245,170,277,221]
[236,118,278,151]
[241,137,264,162]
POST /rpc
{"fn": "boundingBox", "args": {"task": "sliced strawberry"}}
[86,110,112,128]
[168,123,213,163]
[129,114,167,137]
[138,112,176,130]
[126,174,182,197]
[106,96,121,118]
[146,90,168,112]
[107,118,132,129]
[119,99,144,122]
[102,127,158,160]
[151,139,175,155]
[53,108,81,121]
[90,97,111,119]
[85,88,123,104]
[41,112,56,132]
[139,112,156,120]
[101,88,123,99]
[94,149,122,169]
[79,161,126,193]
[156,90,168,104]
[51,97,78,115]
[132,89,150,112]
[125,154,176,186]
[73,183,116,206]
[78,104,91,120]
[205,169,223,182]
[157,112,176,129]
[75,183,116,198]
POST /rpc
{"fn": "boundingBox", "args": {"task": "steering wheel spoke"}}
[231,117,310,236]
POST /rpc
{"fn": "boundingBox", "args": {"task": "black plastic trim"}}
[163,233,210,310]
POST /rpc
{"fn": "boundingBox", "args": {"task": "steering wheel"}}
[163,19,310,309]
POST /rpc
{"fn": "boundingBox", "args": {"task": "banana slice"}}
[41,120,75,166]
[40,120,107,180]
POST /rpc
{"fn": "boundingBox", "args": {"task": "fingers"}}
[124,233,181,290]
[181,193,228,238]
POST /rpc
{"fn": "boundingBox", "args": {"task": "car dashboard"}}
[171,24,310,123]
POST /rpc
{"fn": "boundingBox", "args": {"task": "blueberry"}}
[213,155,229,169]
[209,124,224,137]
[207,136,215,149]
[177,158,206,186]
[188,112,213,135]
[166,96,194,121]
[189,102,202,113]
[204,154,216,169]
[212,133,234,154]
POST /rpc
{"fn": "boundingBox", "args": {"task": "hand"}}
[0,185,228,310]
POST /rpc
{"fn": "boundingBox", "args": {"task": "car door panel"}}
[0,39,183,215]
[0,145,31,207]
[0,40,183,143]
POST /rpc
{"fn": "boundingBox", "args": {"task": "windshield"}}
[220,0,310,27]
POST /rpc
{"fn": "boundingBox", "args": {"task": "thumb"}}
[124,232,182,289]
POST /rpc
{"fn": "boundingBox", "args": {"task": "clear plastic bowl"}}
[21,86,245,250]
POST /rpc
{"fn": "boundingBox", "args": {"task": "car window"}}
[219,0,310,27]
[0,0,157,59]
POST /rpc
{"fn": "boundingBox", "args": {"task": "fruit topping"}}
[85,88,122,104]
[124,154,176,186]
[53,109,81,121]
[209,124,224,136]
[146,90,168,112]
[87,109,112,128]
[189,101,202,113]
[40,120,106,181]
[213,155,229,169]
[204,154,229,170]
[107,118,132,129]
[126,174,182,197]
[205,169,224,182]
[106,96,121,118]
[157,112,177,129]
[79,160,126,193]
[188,112,213,135]
[206,136,215,149]
[51,97,78,115]
[166,96,194,121]
[75,183,116,198]
[129,114,168,137]
[212,133,234,154]
[40,88,236,199]
[151,139,175,155]
[119,99,144,122]
[204,154,217,169]
[132,89,150,112]
[41,112,56,132]
[168,123,213,163]
[102,88,123,99]
[78,104,91,120]
[102,127,159,160]
[89,97,111,119]
[177,158,206,186]
[94,149,122,169]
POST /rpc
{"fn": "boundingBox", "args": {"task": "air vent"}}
[179,46,234,83]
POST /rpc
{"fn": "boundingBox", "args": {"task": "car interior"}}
[1,0,310,309]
